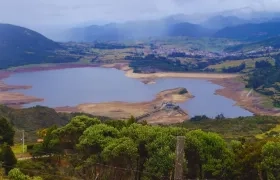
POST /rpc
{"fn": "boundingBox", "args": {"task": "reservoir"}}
[3,67,252,118]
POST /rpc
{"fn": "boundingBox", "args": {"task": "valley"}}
[1,32,280,123]
[1,14,280,179]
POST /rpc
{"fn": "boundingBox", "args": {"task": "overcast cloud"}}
[0,0,280,29]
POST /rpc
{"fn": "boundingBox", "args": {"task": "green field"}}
[12,144,27,154]
[256,124,280,139]
[207,57,274,72]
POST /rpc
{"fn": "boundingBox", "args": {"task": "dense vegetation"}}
[126,53,225,73]
[126,54,189,73]
[92,42,143,49]
[2,115,277,180]
[0,103,279,179]
[0,24,80,69]
[224,36,280,52]
[246,56,280,107]
[222,62,246,73]
[0,117,17,175]
[0,105,110,143]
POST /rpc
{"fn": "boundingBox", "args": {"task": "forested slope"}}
[10,115,279,180]
[0,24,79,69]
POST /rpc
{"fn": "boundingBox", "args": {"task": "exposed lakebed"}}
[3,67,252,118]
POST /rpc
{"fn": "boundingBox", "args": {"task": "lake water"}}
[3,67,253,118]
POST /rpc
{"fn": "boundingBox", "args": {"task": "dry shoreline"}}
[0,62,279,118]
[125,69,239,80]
[211,78,280,116]
[56,87,193,124]
[0,63,103,106]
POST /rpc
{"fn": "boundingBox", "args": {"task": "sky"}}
[0,0,280,30]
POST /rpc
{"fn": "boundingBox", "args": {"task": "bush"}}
[178,88,188,94]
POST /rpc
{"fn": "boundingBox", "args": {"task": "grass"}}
[207,57,274,72]
[182,116,280,141]
[145,37,239,52]
[12,144,27,154]
[260,97,275,108]
[256,124,280,139]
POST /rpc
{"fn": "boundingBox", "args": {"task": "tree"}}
[261,141,280,180]
[31,126,61,157]
[8,168,26,180]
[184,130,234,179]
[255,60,272,68]
[232,140,266,180]
[215,113,226,120]
[54,115,101,149]
[102,137,138,164]
[0,143,17,175]
[143,133,176,179]
[8,168,43,180]
[77,124,119,156]
[222,62,246,73]
[0,117,15,146]
[101,136,138,178]
[274,54,280,68]
[74,124,120,179]
[126,115,136,126]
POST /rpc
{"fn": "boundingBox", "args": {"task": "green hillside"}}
[0,24,79,69]
[0,105,110,143]
[224,36,280,52]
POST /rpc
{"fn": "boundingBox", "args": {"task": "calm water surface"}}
[3,67,252,118]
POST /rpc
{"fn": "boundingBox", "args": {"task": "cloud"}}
[0,0,280,29]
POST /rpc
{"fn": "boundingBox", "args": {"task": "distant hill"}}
[0,24,79,69]
[64,20,213,42]
[213,22,280,40]
[224,36,280,52]
[167,22,213,37]
[0,105,111,142]
[202,15,247,29]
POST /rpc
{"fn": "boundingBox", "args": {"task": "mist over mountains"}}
[59,10,280,42]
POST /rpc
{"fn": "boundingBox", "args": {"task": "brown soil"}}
[0,71,11,80]
[125,69,239,80]
[143,111,188,125]
[56,88,192,124]
[0,92,43,107]
[0,82,31,91]
[211,78,280,116]
[8,63,101,73]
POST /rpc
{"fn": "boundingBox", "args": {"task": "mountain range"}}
[214,22,280,40]
[61,13,280,42]
[201,15,247,29]
[1,15,280,69]
[63,18,213,42]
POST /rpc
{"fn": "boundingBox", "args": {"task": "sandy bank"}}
[0,82,31,91]
[0,92,43,107]
[211,78,280,116]
[125,69,239,80]
[56,87,193,124]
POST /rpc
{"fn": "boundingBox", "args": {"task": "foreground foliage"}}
[17,115,280,180]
